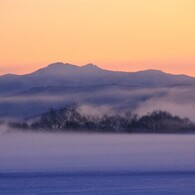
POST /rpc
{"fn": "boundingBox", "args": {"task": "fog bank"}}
[0,130,195,173]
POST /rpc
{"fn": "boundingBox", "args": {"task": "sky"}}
[0,0,195,76]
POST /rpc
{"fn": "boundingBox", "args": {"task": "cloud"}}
[135,86,195,121]
[0,132,195,173]
[78,104,114,116]
[0,85,195,121]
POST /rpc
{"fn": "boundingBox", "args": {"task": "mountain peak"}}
[47,62,77,68]
[30,62,103,77]
[47,62,100,70]
[32,62,78,76]
[81,63,101,70]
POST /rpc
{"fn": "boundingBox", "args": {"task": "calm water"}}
[0,131,195,194]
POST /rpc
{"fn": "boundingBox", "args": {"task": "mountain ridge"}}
[0,62,195,96]
[0,62,195,118]
[1,62,194,77]
[1,62,194,78]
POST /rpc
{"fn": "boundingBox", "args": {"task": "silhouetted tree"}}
[9,107,195,133]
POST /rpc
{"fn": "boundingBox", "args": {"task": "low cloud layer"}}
[0,85,195,121]
[135,86,195,121]
[0,131,195,173]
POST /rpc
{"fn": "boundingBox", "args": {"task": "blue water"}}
[0,171,195,194]
[0,132,195,194]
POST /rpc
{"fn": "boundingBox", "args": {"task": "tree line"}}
[9,105,195,133]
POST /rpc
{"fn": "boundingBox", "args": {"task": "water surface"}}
[0,132,195,194]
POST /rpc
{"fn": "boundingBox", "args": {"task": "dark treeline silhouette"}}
[9,105,195,133]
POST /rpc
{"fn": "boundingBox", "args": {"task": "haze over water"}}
[0,131,195,173]
[0,130,195,194]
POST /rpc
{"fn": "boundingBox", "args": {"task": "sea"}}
[0,131,195,194]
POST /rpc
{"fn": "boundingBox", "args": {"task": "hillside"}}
[0,62,195,118]
[1,62,195,96]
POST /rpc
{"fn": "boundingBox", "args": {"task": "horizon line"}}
[1,62,194,78]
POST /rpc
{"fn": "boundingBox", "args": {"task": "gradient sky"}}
[1,0,195,76]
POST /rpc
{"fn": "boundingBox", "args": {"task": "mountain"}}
[0,62,195,96]
[0,62,195,118]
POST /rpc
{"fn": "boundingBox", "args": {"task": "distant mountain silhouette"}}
[0,62,195,96]
[0,62,195,118]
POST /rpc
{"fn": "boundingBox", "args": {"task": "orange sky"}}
[0,0,195,76]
